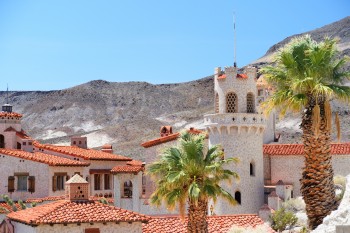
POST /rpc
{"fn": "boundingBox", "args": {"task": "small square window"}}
[17,176,28,191]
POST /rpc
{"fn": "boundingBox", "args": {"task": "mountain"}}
[1,16,350,160]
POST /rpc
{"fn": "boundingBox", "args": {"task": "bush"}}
[270,207,298,232]
[282,197,305,213]
[334,175,346,201]
[227,225,270,233]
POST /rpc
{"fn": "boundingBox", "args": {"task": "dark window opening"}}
[250,163,255,176]
[235,191,241,205]
[0,134,4,148]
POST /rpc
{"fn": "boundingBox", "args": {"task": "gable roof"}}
[142,215,275,233]
[7,200,150,225]
[0,149,89,167]
[141,128,206,148]
[66,174,88,184]
[263,143,350,156]
[34,142,132,161]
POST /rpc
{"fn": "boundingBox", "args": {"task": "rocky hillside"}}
[1,16,349,160]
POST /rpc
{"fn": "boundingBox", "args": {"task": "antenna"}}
[6,84,9,104]
[233,12,237,68]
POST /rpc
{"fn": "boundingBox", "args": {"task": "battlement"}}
[204,113,266,128]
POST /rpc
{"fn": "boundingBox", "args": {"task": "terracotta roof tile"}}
[16,130,32,139]
[0,203,22,214]
[25,196,114,204]
[142,215,275,233]
[4,127,16,132]
[0,112,22,118]
[0,149,89,167]
[111,164,143,174]
[7,200,150,225]
[34,142,132,161]
[141,128,206,148]
[127,159,144,166]
[217,74,227,80]
[263,143,350,156]
[237,73,248,79]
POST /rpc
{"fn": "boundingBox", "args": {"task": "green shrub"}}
[270,207,298,232]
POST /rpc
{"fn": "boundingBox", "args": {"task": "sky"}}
[0,1,349,91]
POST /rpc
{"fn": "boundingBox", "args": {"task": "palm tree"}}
[261,35,350,229]
[147,131,239,233]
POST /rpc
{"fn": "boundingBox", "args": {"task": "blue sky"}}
[0,1,349,91]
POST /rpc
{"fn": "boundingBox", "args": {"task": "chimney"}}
[102,144,113,154]
[71,136,87,149]
[22,139,34,153]
[65,174,89,202]
[160,126,173,137]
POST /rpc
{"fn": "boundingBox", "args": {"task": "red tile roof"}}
[0,149,89,167]
[111,164,143,174]
[34,142,132,161]
[263,143,350,156]
[25,196,114,204]
[0,203,22,214]
[4,127,16,132]
[0,112,22,118]
[16,130,32,139]
[141,128,207,148]
[217,74,227,80]
[142,215,275,233]
[127,159,144,166]
[237,73,248,79]
[7,200,150,225]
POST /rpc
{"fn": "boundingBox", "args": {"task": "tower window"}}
[247,93,255,113]
[215,93,219,113]
[235,191,241,205]
[250,162,255,176]
[0,134,4,148]
[123,180,133,198]
[226,92,237,113]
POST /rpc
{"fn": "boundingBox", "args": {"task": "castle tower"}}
[204,66,266,214]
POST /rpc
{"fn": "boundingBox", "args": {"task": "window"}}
[28,176,35,193]
[142,174,146,195]
[123,180,133,198]
[17,142,21,149]
[215,93,219,113]
[226,92,237,113]
[73,141,76,145]
[17,176,28,191]
[247,93,255,113]
[8,176,15,192]
[104,174,111,190]
[258,89,264,96]
[23,142,27,146]
[74,172,81,175]
[85,228,100,233]
[94,174,101,190]
[235,191,241,205]
[52,173,67,191]
[250,162,255,176]
[0,134,4,148]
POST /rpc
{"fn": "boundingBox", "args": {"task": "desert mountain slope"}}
[1,17,350,160]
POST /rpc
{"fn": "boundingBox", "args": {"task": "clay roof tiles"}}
[263,143,350,156]
[0,112,22,118]
[111,164,144,174]
[141,128,207,148]
[142,215,275,233]
[7,200,150,225]
[25,196,114,204]
[34,142,132,161]
[0,149,89,166]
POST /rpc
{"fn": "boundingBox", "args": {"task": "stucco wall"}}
[268,155,350,198]
[12,221,143,233]
[0,154,50,201]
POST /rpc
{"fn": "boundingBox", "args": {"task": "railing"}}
[204,113,266,125]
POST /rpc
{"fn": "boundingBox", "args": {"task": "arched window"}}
[235,191,241,205]
[123,180,133,198]
[250,162,255,176]
[247,93,255,113]
[215,93,219,113]
[226,92,237,113]
[0,134,4,148]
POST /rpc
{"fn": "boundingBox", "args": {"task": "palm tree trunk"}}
[187,200,208,233]
[301,97,337,229]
